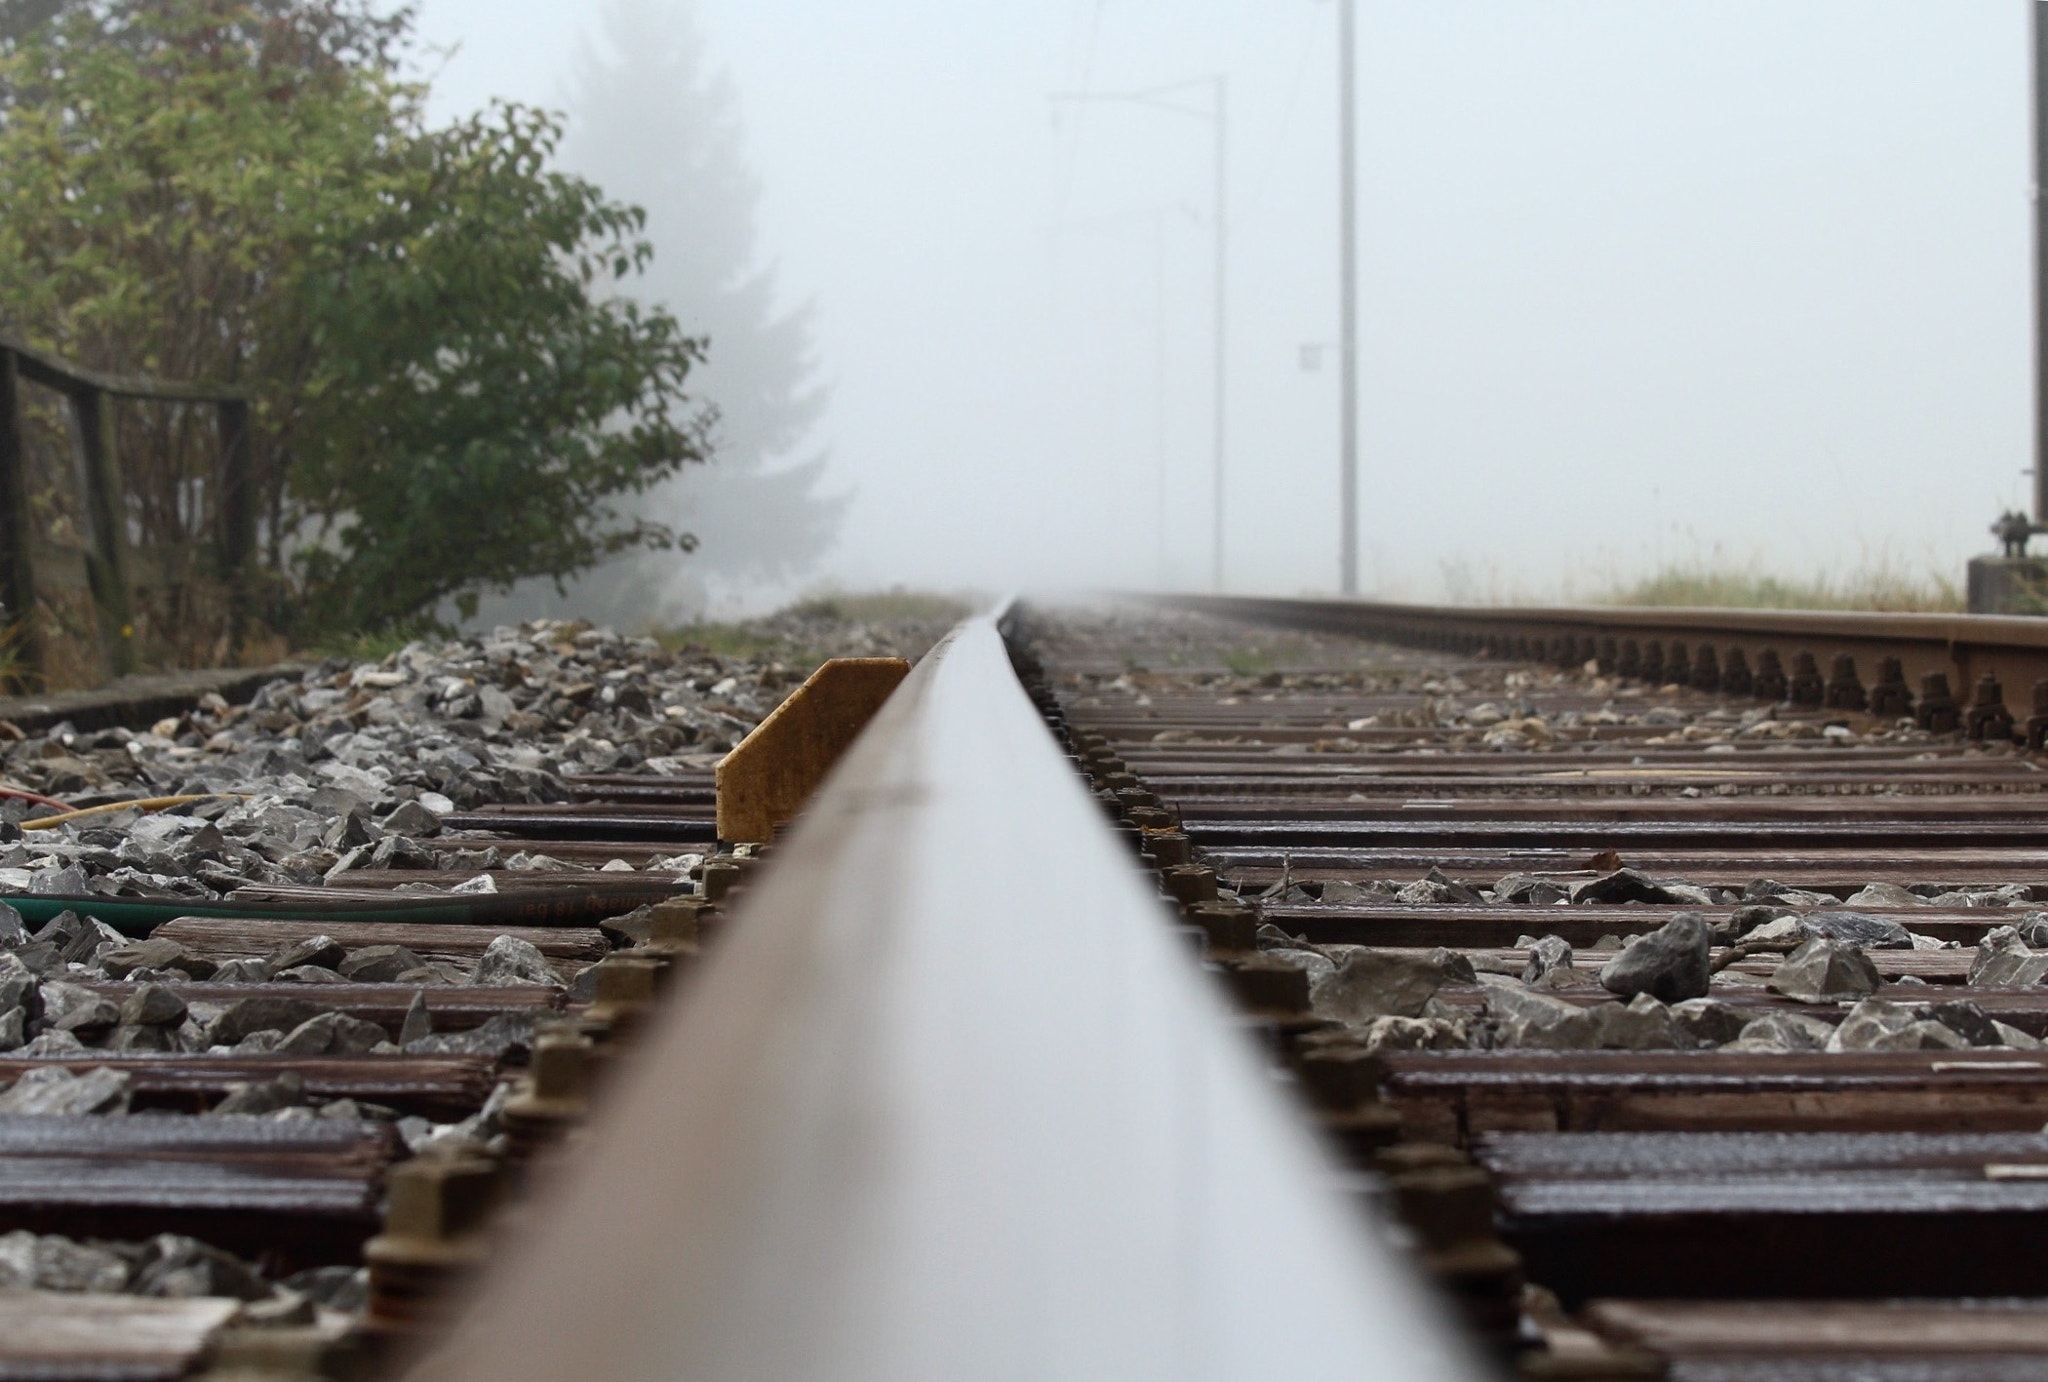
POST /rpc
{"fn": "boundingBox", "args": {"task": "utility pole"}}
[1155,209,1170,587]
[1338,0,1359,596]
[2034,1,2048,524]
[1211,75,1228,592]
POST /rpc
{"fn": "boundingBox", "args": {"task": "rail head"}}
[414,612,1481,1382]
[1151,592,2048,651]
[1145,591,2048,725]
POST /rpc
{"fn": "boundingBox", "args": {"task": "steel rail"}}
[415,610,1480,1382]
[1155,593,2048,721]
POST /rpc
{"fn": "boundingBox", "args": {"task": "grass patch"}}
[656,588,977,666]
[655,621,804,662]
[311,622,448,666]
[1597,563,1963,614]
[782,589,978,623]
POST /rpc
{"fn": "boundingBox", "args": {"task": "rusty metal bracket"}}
[714,657,909,843]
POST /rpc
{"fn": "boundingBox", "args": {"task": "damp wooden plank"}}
[73,982,565,1034]
[1584,1297,2048,1357]
[0,1291,239,1381]
[0,1113,394,1269]
[226,878,684,919]
[1378,1049,2048,1142]
[0,1054,496,1120]
[151,917,604,981]
[1262,902,2004,948]
[1478,1130,2048,1305]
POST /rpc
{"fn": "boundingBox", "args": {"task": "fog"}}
[410,0,2029,611]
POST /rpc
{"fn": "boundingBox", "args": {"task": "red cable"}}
[0,786,73,812]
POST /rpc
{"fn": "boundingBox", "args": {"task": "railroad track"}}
[1026,596,2048,1380]
[23,593,2048,1379]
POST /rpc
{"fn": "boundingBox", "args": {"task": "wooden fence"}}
[0,337,252,683]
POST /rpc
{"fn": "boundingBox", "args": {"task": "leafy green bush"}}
[0,0,710,641]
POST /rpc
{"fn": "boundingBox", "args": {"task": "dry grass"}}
[1593,562,1964,614]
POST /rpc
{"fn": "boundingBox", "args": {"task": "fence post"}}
[216,398,254,662]
[71,385,136,677]
[0,351,37,686]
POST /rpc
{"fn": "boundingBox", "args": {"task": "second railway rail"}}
[15,593,2048,1378]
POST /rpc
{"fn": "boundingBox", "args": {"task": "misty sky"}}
[407,1,2029,605]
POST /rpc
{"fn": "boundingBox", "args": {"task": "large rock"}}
[1590,994,1689,1050]
[207,996,325,1046]
[130,1234,271,1301]
[208,1072,307,1116]
[1827,999,1971,1052]
[1740,916,1812,949]
[1573,868,1696,906]
[1727,1010,1835,1051]
[399,991,431,1046]
[0,1066,131,1115]
[1345,1014,1469,1055]
[1743,879,1839,906]
[1495,873,1570,905]
[0,953,38,1021]
[339,945,424,983]
[37,981,120,1034]
[1312,947,1473,1023]
[403,1011,536,1060]
[1726,905,1795,941]
[1766,938,1881,1003]
[1914,998,2003,1047]
[1521,935,1574,984]
[1969,928,2048,986]
[1801,911,1913,950]
[470,934,558,987]
[275,965,349,985]
[268,935,345,974]
[1844,882,1924,908]
[1738,912,1911,951]
[379,800,443,839]
[275,1011,387,1056]
[97,938,215,981]
[1670,997,1751,1047]
[1598,912,1712,1003]
[1483,981,1600,1050]
[1394,869,1484,905]
[119,984,187,1028]
[0,1232,128,1291]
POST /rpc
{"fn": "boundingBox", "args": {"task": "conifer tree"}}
[518,0,841,623]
